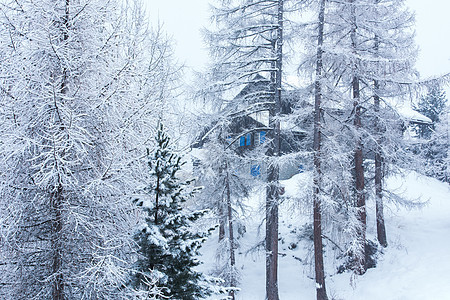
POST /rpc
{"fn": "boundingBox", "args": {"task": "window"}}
[259,131,266,144]
[251,164,261,177]
[239,136,245,147]
[239,133,252,147]
[298,164,304,173]
[192,159,201,175]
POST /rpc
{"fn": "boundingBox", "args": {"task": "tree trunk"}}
[218,203,226,242]
[155,167,160,225]
[51,3,70,298]
[51,185,64,300]
[373,2,387,247]
[265,182,279,300]
[312,0,328,299]
[353,78,367,275]
[375,146,387,247]
[265,1,282,299]
[374,78,387,248]
[351,0,366,275]
[225,165,236,300]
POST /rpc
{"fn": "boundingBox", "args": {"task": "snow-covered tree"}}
[132,122,211,299]
[192,118,254,300]
[364,0,417,250]
[310,0,329,298]
[430,107,449,183]
[206,1,288,298]
[417,101,450,183]
[297,0,417,283]
[0,0,177,298]
[414,84,448,138]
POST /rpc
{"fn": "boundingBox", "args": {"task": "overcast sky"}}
[146,0,450,81]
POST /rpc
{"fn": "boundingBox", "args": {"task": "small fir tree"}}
[413,85,449,182]
[422,107,449,183]
[133,123,210,299]
[414,85,448,138]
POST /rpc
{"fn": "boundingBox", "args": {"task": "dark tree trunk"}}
[155,171,160,225]
[351,0,366,275]
[312,1,328,299]
[373,5,388,247]
[374,78,387,248]
[265,1,282,299]
[51,3,70,298]
[265,181,279,300]
[225,165,236,300]
[353,77,367,274]
[375,146,387,247]
[374,80,387,250]
[218,203,226,242]
[51,185,64,300]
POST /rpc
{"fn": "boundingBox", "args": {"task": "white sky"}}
[146,0,210,71]
[145,0,450,81]
[408,0,450,78]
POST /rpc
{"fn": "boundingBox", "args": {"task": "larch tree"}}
[206,1,289,298]
[298,0,369,281]
[193,120,252,300]
[357,0,417,250]
[298,0,417,281]
[372,6,388,247]
[0,0,177,298]
[350,0,367,275]
[324,0,417,272]
[311,0,329,298]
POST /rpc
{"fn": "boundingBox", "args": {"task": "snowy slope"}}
[200,172,450,300]
[331,172,450,300]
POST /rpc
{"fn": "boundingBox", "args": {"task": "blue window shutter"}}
[260,131,266,144]
[239,136,245,146]
[251,164,261,177]
[246,133,251,146]
[298,164,304,173]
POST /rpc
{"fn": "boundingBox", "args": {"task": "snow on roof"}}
[190,147,207,160]
[280,119,307,133]
[397,105,432,124]
[249,110,269,127]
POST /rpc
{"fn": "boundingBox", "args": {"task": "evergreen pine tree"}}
[414,85,448,138]
[133,123,210,299]
[427,109,450,183]
[412,85,448,182]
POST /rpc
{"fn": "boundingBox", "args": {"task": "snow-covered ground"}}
[200,171,450,299]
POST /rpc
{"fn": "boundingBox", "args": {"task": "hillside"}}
[201,171,450,299]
